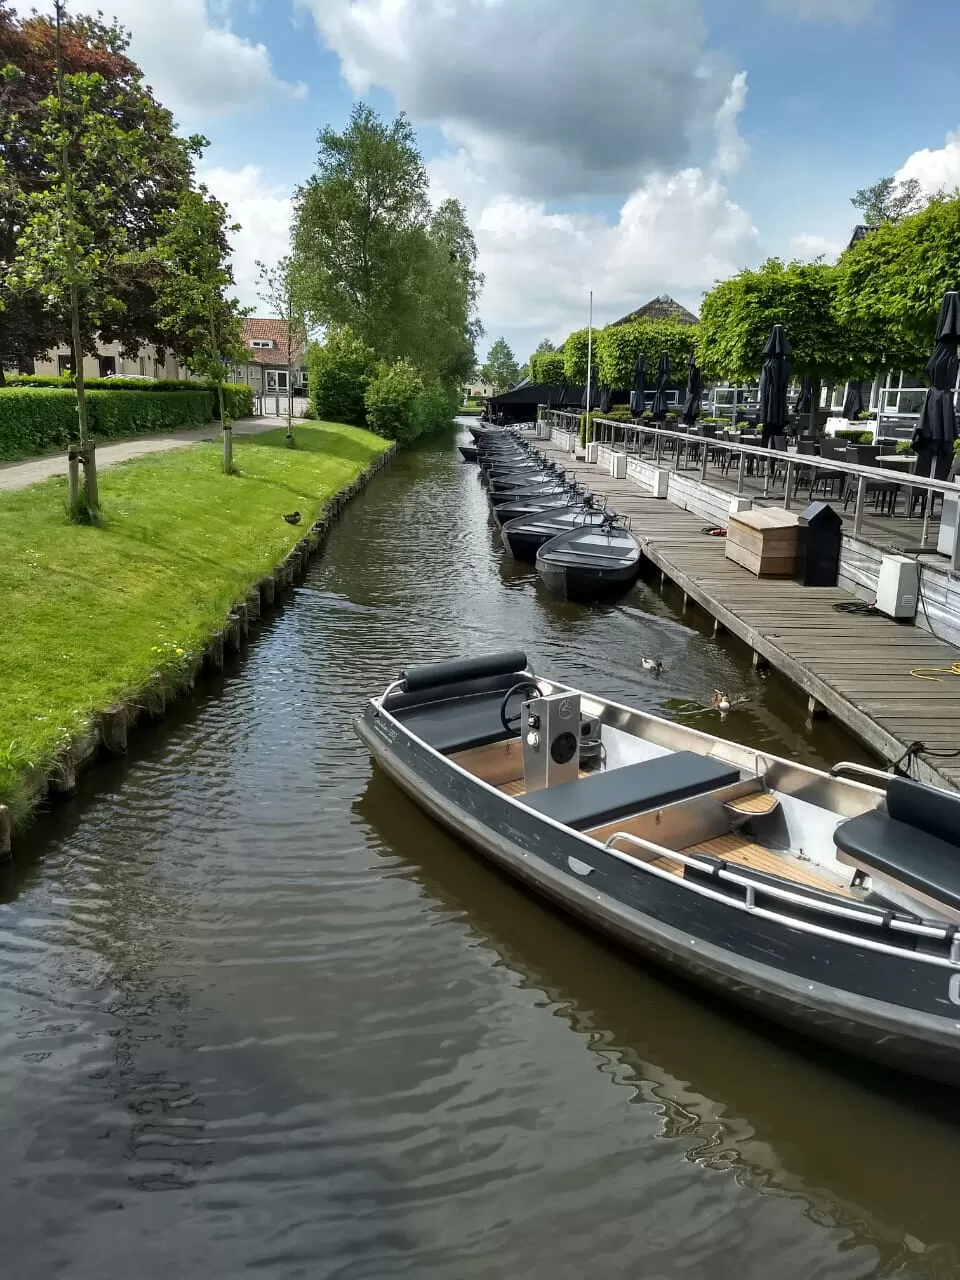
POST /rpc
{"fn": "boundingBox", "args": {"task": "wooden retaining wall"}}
[0,442,397,859]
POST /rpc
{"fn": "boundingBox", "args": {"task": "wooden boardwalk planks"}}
[538,440,960,790]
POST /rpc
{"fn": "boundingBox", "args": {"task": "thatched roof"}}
[610,294,699,328]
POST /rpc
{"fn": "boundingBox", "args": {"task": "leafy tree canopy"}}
[291,104,481,388]
[0,2,221,378]
[851,176,925,228]
[836,194,960,372]
[697,257,856,382]
[480,337,519,393]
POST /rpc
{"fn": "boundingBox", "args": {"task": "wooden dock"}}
[537,440,960,791]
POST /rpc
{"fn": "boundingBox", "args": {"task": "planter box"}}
[585,442,599,463]
[610,452,627,478]
[726,508,799,578]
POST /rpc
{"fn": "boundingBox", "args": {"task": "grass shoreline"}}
[1,421,391,830]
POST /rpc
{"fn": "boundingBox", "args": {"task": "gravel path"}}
[0,415,303,492]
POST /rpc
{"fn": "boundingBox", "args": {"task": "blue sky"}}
[68,0,960,363]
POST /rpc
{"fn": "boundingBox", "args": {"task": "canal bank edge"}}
[0,441,398,858]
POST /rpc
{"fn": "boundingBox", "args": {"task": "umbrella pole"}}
[585,289,593,445]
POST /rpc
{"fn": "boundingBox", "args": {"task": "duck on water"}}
[357,649,960,1086]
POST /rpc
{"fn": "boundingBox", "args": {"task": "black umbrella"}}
[599,383,612,414]
[841,380,864,421]
[581,379,598,411]
[629,354,647,416]
[650,350,670,420]
[794,375,813,416]
[758,324,791,446]
[554,377,568,410]
[912,291,960,480]
[680,350,702,426]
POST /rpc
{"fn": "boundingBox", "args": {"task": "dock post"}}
[752,650,767,671]
[737,457,746,495]
[807,695,826,719]
[100,705,128,754]
[0,806,10,860]
[784,461,794,510]
[713,618,724,638]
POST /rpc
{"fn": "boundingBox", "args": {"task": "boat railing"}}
[540,408,960,564]
[601,830,960,964]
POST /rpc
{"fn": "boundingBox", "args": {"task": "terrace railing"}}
[540,409,960,570]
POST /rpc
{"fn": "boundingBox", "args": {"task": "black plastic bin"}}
[794,501,842,587]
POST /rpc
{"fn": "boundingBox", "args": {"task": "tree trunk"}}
[71,280,98,510]
[0,366,5,387]
[286,358,293,445]
[809,375,821,439]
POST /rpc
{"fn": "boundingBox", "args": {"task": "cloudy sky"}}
[52,0,960,362]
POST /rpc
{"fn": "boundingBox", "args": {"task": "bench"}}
[834,777,960,920]
[520,752,741,832]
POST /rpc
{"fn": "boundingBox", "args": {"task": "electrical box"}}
[610,452,627,478]
[521,691,582,793]
[875,554,918,619]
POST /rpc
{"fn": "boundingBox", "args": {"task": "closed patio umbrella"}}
[650,350,670,421]
[680,350,702,426]
[912,291,960,481]
[629,354,647,416]
[581,380,598,411]
[794,375,813,417]
[599,383,612,414]
[841,380,864,421]
[554,377,568,410]
[759,324,791,447]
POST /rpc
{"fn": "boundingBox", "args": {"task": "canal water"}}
[2,424,959,1278]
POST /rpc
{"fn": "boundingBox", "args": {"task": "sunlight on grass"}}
[0,422,390,825]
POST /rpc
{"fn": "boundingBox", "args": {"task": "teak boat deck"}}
[450,740,855,899]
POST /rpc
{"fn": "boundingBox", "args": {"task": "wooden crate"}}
[725,508,799,577]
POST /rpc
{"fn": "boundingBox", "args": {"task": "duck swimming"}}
[640,657,664,673]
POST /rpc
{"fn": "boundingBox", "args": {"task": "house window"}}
[250,339,274,349]
[99,356,116,377]
[58,354,73,375]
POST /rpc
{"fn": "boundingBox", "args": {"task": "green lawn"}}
[0,422,390,826]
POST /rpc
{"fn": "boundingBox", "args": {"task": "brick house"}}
[236,318,309,401]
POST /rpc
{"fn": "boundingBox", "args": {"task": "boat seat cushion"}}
[521,752,741,832]
[835,807,960,917]
[392,691,516,754]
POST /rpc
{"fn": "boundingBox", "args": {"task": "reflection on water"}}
[0,424,955,1278]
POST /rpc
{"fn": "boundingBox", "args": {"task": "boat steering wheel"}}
[499,681,542,735]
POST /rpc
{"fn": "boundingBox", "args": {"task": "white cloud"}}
[788,232,844,262]
[95,0,306,118]
[431,79,760,357]
[298,0,739,196]
[766,0,881,21]
[197,164,294,310]
[896,129,960,199]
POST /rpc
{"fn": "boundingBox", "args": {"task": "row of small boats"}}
[462,425,642,601]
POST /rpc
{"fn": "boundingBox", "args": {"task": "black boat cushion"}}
[886,776,960,847]
[834,808,960,916]
[521,752,741,832]
[393,690,518,754]
[402,651,528,694]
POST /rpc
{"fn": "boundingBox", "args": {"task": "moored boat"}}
[536,514,641,600]
[501,502,608,561]
[356,650,960,1086]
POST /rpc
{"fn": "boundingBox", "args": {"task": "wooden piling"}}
[245,589,261,622]
[206,631,225,670]
[100,705,128,753]
[258,577,275,610]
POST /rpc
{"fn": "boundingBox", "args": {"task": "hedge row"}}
[0,388,216,460]
[4,376,253,422]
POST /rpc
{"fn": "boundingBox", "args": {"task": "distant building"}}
[32,339,189,381]
[467,379,494,398]
[237,318,308,399]
[610,294,700,328]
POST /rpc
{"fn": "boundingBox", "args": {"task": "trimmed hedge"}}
[5,375,252,422]
[0,388,215,460]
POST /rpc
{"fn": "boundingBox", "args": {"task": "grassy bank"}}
[0,422,390,826]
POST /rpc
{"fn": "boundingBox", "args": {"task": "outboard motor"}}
[521,692,582,793]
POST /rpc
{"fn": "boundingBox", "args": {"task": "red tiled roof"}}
[241,318,306,366]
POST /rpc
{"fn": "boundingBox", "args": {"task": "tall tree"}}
[480,338,519,393]
[0,2,209,382]
[257,256,304,447]
[292,105,429,358]
[155,188,245,472]
[534,337,556,354]
[851,176,925,227]
[291,105,481,387]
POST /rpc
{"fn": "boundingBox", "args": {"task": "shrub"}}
[529,351,565,383]
[364,359,423,445]
[4,374,252,421]
[213,384,253,421]
[0,388,214,460]
[412,379,459,437]
[834,427,874,443]
[308,326,377,426]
